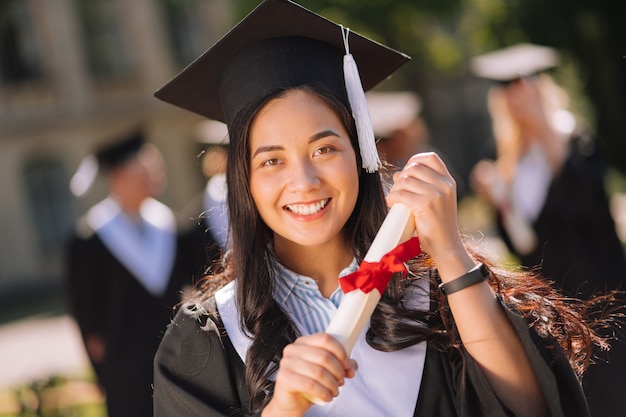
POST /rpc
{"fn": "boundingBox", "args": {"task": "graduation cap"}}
[155,0,410,173]
[470,43,559,84]
[95,131,145,170]
[70,130,146,197]
[194,120,229,146]
[366,91,421,139]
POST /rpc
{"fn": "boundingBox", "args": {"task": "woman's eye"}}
[261,158,280,167]
[314,146,332,156]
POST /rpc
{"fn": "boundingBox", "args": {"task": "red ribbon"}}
[339,237,421,295]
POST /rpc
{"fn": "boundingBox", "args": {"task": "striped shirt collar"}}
[273,259,359,335]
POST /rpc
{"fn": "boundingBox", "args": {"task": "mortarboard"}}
[95,131,145,171]
[154,0,410,172]
[366,91,421,138]
[70,130,146,197]
[470,43,559,84]
[195,120,229,146]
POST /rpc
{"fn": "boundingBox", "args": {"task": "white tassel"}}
[342,26,380,173]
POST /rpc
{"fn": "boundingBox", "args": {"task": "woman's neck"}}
[274,237,354,298]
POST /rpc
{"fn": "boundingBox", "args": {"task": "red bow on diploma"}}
[340,237,421,295]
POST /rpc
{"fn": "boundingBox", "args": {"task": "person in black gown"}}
[469,44,626,416]
[151,2,611,416]
[65,131,217,417]
[183,119,231,253]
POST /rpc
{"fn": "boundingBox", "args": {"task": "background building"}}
[0,0,232,301]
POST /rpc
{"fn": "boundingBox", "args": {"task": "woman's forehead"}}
[250,91,345,143]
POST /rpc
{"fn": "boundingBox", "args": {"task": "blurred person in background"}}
[185,119,231,252]
[469,43,626,416]
[65,129,212,417]
[368,90,466,196]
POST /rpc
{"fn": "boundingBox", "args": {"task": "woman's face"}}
[249,89,359,251]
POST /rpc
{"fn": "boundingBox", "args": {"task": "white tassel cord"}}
[342,26,380,173]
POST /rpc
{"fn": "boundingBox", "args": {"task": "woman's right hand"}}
[262,333,358,417]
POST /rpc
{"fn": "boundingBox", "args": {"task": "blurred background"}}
[1,0,625,415]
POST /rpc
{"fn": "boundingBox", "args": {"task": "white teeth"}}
[286,199,328,215]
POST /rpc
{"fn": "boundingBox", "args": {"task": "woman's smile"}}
[284,198,331,216]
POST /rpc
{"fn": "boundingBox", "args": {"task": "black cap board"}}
[69,130,145,197]
[154,0,410,127]
[95,131,145,171]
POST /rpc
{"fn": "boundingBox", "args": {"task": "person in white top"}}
[469,44,626,416]
[196,119,231,250]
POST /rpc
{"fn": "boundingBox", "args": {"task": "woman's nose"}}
[286,161,321,193]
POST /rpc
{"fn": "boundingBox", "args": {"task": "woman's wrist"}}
[439,263,490,295]
[430,245,476,283]
[260,399,305,417]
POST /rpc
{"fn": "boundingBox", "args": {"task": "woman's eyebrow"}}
[252,130,341,158]
[252,144,283,158]
[309,129,340,143]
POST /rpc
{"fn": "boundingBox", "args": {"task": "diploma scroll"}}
[327,203,416,354]
[303,204,416,405]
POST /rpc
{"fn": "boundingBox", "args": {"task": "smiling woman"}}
[151,1,604,417]
[249,89,359,261]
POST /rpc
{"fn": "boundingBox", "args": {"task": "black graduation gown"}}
[65,215,219,417]
[153,301,589,417]
[498,136,626,299]
[496,137,626,416]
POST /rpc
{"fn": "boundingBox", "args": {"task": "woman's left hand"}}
[385,152,467,267]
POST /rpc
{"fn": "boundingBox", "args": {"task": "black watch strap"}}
[438,263,489,295]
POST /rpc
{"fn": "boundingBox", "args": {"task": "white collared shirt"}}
[215,261,428,417]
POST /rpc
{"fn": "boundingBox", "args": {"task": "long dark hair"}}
[192,85,609,415]
[226,85,389,411]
